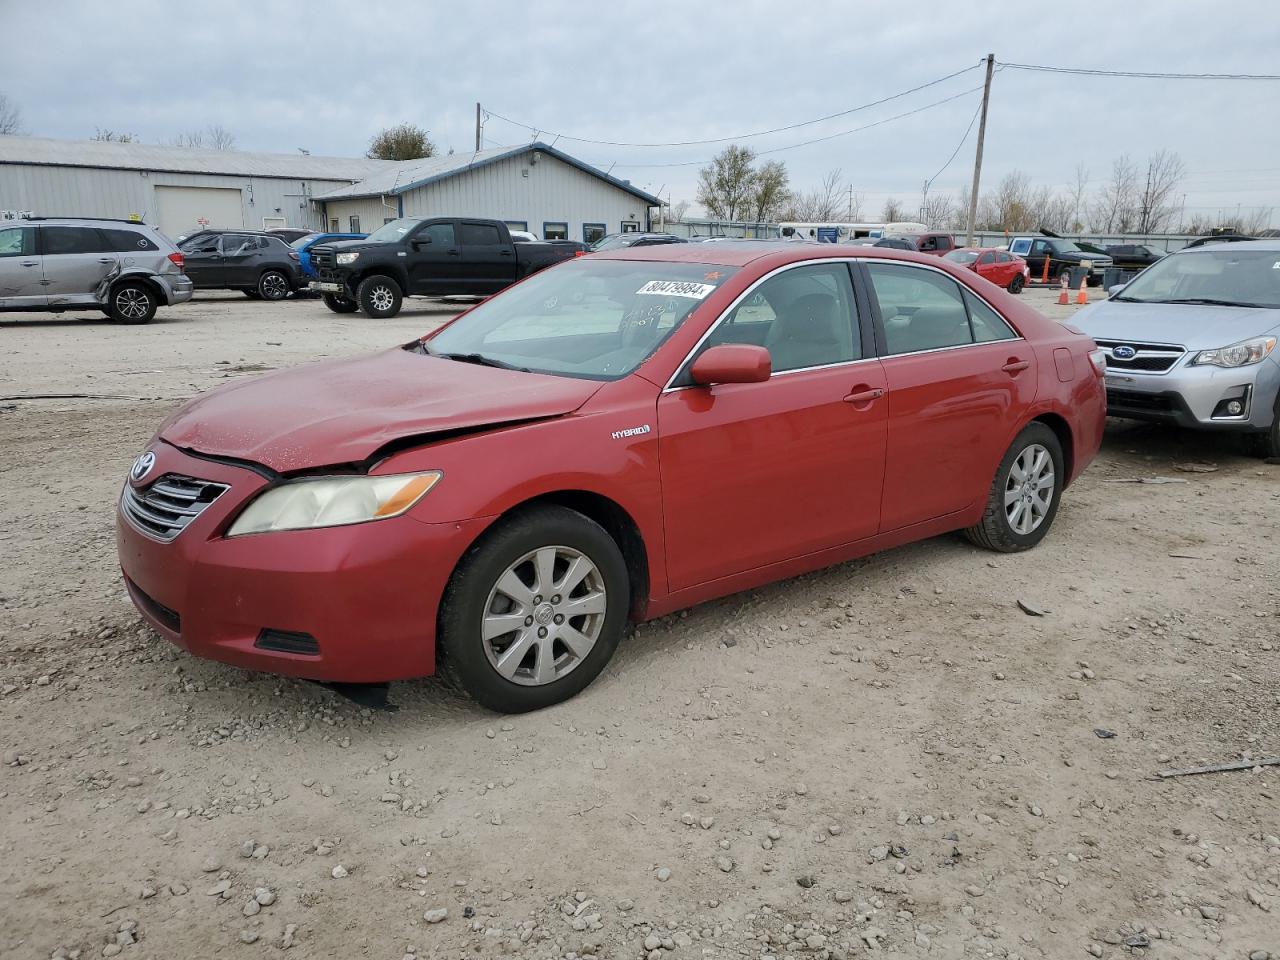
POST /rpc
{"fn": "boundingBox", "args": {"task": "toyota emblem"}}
[1112,345,1137,360]
[130,451,156,483]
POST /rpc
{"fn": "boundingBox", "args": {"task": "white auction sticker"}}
[636,280,717,299]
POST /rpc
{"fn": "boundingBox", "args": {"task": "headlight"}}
[335,252,360,265]
[226,471,441,537]
[1192,336,1277,368]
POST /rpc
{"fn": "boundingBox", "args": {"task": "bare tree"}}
[1068,163,1090,232]
[367,123,436,161]
[696,145,759,221]
[749,160,790,223]
[0,93,23,135]
[93,128,137,143]
[1090,155,1138,232]
[920,193,954,228]
[779,169,848,221]
[1135,149,1186,233]
[881,198,907,222]
[670,200,690,223]
[169,124,238,150]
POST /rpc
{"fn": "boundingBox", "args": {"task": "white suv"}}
[0,217,193,324]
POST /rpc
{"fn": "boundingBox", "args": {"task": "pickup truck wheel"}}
[258,270,290,301]
[322,292,359,314]
[437,505,629,713]
[108,281,158,324]
[964,423,1063,553]
[1007,274,1025,294]
[357,275,403,318]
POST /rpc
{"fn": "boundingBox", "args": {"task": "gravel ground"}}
[1,287,1278,960]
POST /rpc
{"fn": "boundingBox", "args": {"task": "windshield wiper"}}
[1144,297,1264,308]
[436,351,530,372]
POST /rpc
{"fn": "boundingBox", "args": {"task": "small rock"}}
[964,885,985,898]
[254,887,275,906]
[796,875,815,888]
[656,867,672,882]
[239,930,259,944]
[617,898,635,912]
[716,856,734,873]
[200,856,221,873]
[1198,904,1221,920]
[243,898,260,917]
[281,924,298,949]
[834,890,854,903]
[331,865,348,879]
[238,841,255,859]
[423,908,448,923]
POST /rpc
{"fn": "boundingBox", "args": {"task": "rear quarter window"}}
[104,229,159,252]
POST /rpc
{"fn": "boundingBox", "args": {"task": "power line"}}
[597,85,985,170]
[484,63,982,148]
[926,95,983,188]
[1000,61,1280,81]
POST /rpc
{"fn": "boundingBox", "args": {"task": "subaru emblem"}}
[1112,345,1137,360]
[130,451,156,483]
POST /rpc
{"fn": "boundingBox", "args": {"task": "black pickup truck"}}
[309,217,581,318]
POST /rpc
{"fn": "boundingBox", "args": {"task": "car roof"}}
[1179,237,1280,252]
[17,217,155,228]
[590,240,964,269]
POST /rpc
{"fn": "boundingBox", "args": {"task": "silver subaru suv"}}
[1073,239,1280,457]
[0,217,193,324]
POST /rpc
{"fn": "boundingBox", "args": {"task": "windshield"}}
[944,250,979,265]
[1117,247,1280,308]
[366,218,421,243]
[589,234,633,252]
[425,259,738,380]
[1052,240,1084,253]
[290,235,316,249]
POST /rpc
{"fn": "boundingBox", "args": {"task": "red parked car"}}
[117,243,1106,712]
[944,247,1030,294]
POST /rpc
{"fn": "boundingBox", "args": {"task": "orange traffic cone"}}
[1075,271,1089,305]
[1057,274,1070,305]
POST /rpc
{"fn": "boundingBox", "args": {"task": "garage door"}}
[154,186,244,240]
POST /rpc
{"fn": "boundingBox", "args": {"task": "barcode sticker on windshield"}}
[636,280,717,299]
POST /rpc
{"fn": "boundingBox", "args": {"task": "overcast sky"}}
[3,0,1279,226]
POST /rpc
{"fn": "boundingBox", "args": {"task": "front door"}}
[180,233,223,286]
[406,220,461,294]
[657,261,887,592]
[860,261,1037,531]
[0,225,45,309]
[218,234,260,287]
[39,225,116,304]
[457,221,517,293]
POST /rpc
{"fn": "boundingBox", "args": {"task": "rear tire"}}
[964,422,1064,553]
[258,270,290,301]
[322,292,359,314]
[437,505,629,713]
[357,275,403,318]
[1244,399,1280,460]
[1007,274,1025,294]
[108,281,157,324]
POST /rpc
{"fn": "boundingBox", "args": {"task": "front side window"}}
[703,263,860,374]
[42,226,107,255]
[426,259,737,381]
[459,222,501,246]
[544,222,568,241]
[414,222,455,247]
[0,226,34,257]
[865,262,974,355]
[180,233,219,254]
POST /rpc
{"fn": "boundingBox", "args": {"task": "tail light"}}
[574,250,586,257]
[167,252,184,270]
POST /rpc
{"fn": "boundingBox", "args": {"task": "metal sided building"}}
[0,136,395,238]
[315,142,660,244]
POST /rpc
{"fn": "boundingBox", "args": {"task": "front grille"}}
[1095,338,1185,373]
[1106,389,1177,413]
[122,473,228,542]
[126,577,181,633]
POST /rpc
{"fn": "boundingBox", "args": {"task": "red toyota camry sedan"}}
[117,243,1106,712]
[943,247,1030,294]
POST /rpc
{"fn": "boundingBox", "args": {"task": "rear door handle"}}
[499,249,512,257]
[1001,359,1030,373]
[447,249,461,257]
[843,387,885,404]
[20,260,39,267]
[98,257,115,263]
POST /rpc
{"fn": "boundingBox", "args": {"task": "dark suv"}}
[0,217,192,324]
[177,230,305,300]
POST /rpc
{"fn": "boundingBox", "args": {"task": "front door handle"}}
[447,249,461,257]
[98,257,115,264]
[843,387,885,404]
[1001,359,1030,374]
[499,250,512,257]
[20,260,39,267]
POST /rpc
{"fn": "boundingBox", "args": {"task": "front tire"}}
[258,270,290,301]
[964,423,1064,552]
[108,281,157,324]
[322,292,359,314]
[438,505,629,713]
[357,275,403,318]
[1007,274,1025,294]
[1244,400,1280,459]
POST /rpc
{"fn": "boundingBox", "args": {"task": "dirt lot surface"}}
[1,288,1277,960]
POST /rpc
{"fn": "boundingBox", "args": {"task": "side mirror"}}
[690,344,771,386]
[413,237,433,248]
[1108,283,1127,297]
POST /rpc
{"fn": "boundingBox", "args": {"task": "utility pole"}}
[475,103,482,152]
[964,54,995,247]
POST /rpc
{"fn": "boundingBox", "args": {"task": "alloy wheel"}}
[115,288,150,320]
[261,274,288,300]
[1004,443,1055,535]
[370,286,394,312]
[481,545,608,686]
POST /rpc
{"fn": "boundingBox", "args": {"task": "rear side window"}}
[865,263,973,355]
[459,223,501,245]
[962,289,1018,342]
[0,226,34,257]
[103,228,159,252]
[935,235,953,251]
[42,226,109,255]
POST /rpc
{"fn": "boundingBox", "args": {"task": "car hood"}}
[1072,299,1280,350]
[158,347,604,473]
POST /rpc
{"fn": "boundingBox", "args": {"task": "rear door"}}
[40,225,116,304]
[0,225,45,308]
[457,221,517,292]
[859,260,1036,531]
[406,220,461,294]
